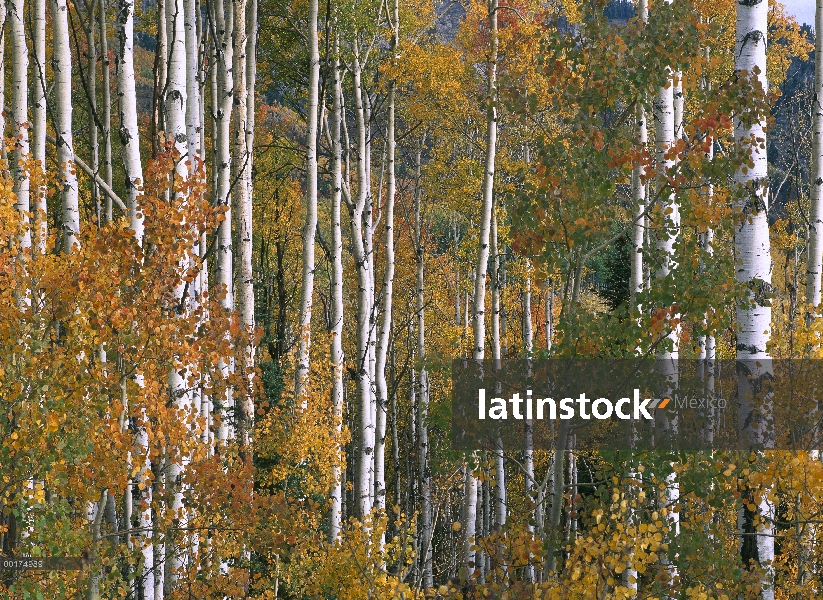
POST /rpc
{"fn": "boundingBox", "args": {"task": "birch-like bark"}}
[653,0,681,582]
[808,0,823,308]
[99,0,113,220]
[363,91,377,508]
[630,0,648,310]
[232,0,254,449]
[735,1,774,596]
[490,209,506,530]
[53,0,80,252]
[328,37,345,541]
[184,0,201,163]
[116,0,145,242]
[151,0,167,156]
[521,266,534,582]
[464,0,498,572]
[214,0,234,443]
[412,136,433,587]
[374,0,398,515]
[0,2,5,159]
[351,44,375,519]
[32,0,46,250]
[9,0,30,251]
[84,0,100,225]
[294,0,320,400]
[164,0,190,588]
[245,0,257,202]
[629,79,646,307]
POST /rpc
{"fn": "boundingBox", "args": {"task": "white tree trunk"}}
[653,0,681,579]
[735,1,774,597]
[351,45,375,520]
[521,266,534,582]
[84,1,101,226]
[0,2,5,160]
[9,0,30,251]
[184,0,201,164]
[412,136,433,587]
[116,0,144,243]
[164,0,190,589]
[294,0,320,400]
[32,0,46,251]
[214,0,234,443]
[99,0,113,221]
[374,0,398,516]
[630,72,646,308]
[232,0,254,448]
[464,0,498,572]
[328,38,345,541]
[52,0,80,252]
[808,0,823,308]
[490,210,506,530]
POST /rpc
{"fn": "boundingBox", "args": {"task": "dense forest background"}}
[1,0,822,597]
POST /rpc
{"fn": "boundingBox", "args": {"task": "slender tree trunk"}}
[808,0,823,308]
[652,1,681,579]
[184,0,201,164]
[351,43,375,520]
[374,0,398,517]
[99,0,113,220]
[411,135,433,587]
[0,2,5,162]
[630,0,647,309]
[152,0,167,156]
[328,36,345,541]
[84,0,101,225]
[53,0,80,252]
[521,266,534,582]
[163,0,189,588]
[735,1,774,597]
[294,0,320,401]
[490,210,506,533]
[116,0,144,242]
[9,0,30,250]
[232,0,254,449]
[31,0,46,251]
[213,0,234,443]
[464,0,498,573]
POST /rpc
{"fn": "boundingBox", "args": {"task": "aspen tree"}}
[735,0,774,595]
[163,0,190,588]
[412,135,433,586]
[521,262,534,583]
[630,0,648,309]
[52,0,80,251]
[294,0,320,400]
[8,0,29,250]
[465,0,498,572]
[184,0,201,163]
[116,0,144,241]
[32,0,46,250]
[214,0,234,443]
[98,0,113,220]
[328,32,345,541]
[490,208,506,530]
[0,2,5,159]
[351,41,376,519]
[374,0,399,516]
[653,0,681,584]
[808,0,823,308]
[83,0,100,223]
[233,0,254,446]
